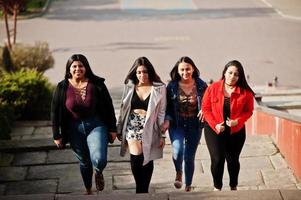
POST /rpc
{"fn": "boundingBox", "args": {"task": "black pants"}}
[130,154,154,193]
[204,124,246,189]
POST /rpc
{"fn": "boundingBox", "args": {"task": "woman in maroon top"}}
[202,60,254,191]
[51,54,117,195]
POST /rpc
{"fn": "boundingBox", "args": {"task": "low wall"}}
[245,105,301,182]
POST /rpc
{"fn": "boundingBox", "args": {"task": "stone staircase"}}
[0,88,301,199]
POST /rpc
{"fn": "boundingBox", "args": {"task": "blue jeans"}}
[169,116,202,186]
[69,117,108,189]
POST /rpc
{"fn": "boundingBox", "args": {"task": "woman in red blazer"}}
[202,60,254,191]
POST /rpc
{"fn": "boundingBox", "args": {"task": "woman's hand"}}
[54,138,64,149]
[197,110,204,121]
[110,132,117,142]
[215,122,225,133]
[226,118,238,127]
[159,138,165,148]
[160,120,170,133]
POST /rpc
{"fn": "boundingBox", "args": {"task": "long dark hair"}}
[221,60,255,95]
[64,54,95,80]
[170,56,200,81]
[124,57,162,84]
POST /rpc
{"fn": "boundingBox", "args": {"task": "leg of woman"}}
[169,126,185,189]
[69,121,93,193]
[225,127,246,189]
[184,118,202,190]
[130,153,144,193]
[140,160,154,193]
[86,121,108,191]
[204,124,226,190]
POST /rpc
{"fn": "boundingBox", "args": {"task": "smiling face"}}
[224,65,239,86]
[178,62,194,82]
[70,61,86,80]
[136,65,150,84]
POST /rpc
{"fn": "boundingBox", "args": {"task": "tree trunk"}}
[13,4,18,44]
[3,8,12,49]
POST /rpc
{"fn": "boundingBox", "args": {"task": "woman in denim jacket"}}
[162,56,207,192]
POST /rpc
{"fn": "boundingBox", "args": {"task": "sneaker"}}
[213,187,221,191]
[95,171,104,191]
[185,186,192,192]
[174,171,182,189]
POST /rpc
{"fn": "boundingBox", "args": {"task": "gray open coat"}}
[117,81,167,165]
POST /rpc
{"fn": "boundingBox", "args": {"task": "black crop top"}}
[131,89,150,111]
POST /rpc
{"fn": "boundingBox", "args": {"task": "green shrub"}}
[10,42,54,72]
[0,69,54,120]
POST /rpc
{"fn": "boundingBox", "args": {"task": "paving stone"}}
[0,194,54,200]
[10,127,34,137]
[10,136,22,140]
[194,172,214,188]
[47,149,78,164]
[151,161,176,188]
[27,164,79,179]
[0,153,14,166]
[13,121,51,127]
[113,174,135,190]
[280,190,301,200]
[58,173,84,193]
[269,153,288,169]
[0,184,5,195]
[106,162,131,172]
[33,126,52,136]
[240,156,274,170]
[169,190,283,200]
[245,135,273,144]
[13,152,47,166]
[238,169,264,187]
[261,168,298,188]
[241,142,278,157]
[196,145,210,160]
[108,146,130,162]
[21,134,52,140]
[0,139,56,153]
[0,166,27,181]
[56,193,168,200]
[5,179,58,195]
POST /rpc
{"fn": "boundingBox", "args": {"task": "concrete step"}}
[1,190,301,200]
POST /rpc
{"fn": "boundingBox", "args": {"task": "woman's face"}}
[224,66,239,86]
[178,62,194,81]
[70,61,86,80]
[136,65,149,84]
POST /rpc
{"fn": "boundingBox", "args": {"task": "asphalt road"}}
[1,0,301,89]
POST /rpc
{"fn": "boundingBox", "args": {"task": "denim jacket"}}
[165,77,207,128]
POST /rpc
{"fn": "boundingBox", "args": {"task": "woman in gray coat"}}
[117,57,167,193]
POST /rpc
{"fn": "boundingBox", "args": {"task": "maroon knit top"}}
[65,81,96,120]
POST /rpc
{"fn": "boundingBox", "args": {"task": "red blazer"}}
[202,80,254,134]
